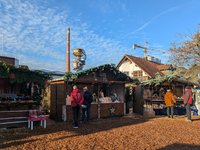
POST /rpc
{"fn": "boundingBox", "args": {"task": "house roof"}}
[19,65,29,69]
[116,54,165,78]
[156,64,172,70]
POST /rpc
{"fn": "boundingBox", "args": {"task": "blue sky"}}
[0,0,200,72]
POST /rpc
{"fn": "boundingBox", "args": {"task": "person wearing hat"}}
[184,86,193,122]
[81,86,93,124]
[164,89,176,118]
[70,85,84,128]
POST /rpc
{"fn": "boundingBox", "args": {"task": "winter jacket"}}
[70,89,84,107]
[184,89,193,104]
[164,92,176,107]
[82,91,92,107]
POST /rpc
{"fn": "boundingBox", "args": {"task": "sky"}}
[0,0,200,73]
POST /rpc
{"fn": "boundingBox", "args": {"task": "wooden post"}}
[183,85,185,101]
[124,103,126,115]
[97,83,100,103]
[62,105,66,121]
[31,81,34,96]
[97,83,100,118]
[123,83,125,103]
[39,106,42,112]
[98,104,100,118]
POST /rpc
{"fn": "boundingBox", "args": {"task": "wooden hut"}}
[0,61,50,128]
[142,77,200,116]
[50,64,138,121]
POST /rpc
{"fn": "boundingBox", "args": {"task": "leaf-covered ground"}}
[0,115,200,150]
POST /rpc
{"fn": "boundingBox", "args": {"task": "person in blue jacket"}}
[81,86,93,124]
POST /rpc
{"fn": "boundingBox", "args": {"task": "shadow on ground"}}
[0,115,153,148]
[157,143,200,150]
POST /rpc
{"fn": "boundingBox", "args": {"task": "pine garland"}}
[64,64,138,82]
[0,61,52,85]
[144,71,179,86]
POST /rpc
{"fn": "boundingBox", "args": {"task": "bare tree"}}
[168,24,200,83]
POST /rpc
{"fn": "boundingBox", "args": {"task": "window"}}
[133,71,143,77]
[133,71,138,77]
[139,71,142,76]
[135,65,138,67]
[198,74,200,79]
[124,71,129,76]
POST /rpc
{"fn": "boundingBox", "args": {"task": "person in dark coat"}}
[81,86,93,124]
[184,86,193,122]
[70,85,84,128]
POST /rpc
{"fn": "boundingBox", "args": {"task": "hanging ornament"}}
[27,82,30,88]
[45,81,48,85]
[10,73,15,79]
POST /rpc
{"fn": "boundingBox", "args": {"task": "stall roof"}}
[51,64,139,84]
[172,78,200,86]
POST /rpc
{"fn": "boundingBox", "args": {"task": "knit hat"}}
[167,89,171,92]
[185,86,190,89]
[83,86,88,91]
[73,85,78,89]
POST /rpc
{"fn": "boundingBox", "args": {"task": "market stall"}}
[143,77,199,116]
[0,61,51,128]
[50,64,138,121]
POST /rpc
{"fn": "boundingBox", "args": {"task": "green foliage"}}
[144,71,179,86]
[0,61,52,85]
[64,64,138,82]
[64,72,78,82]
[125,86,134,103]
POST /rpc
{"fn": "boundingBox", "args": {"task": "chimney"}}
[66,27,70,72]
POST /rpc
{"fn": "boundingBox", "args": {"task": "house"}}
[0,55,19,68]
[183,63,200,84]
[116,54,173,82]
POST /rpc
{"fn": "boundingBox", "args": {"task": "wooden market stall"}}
[50,64,138,121]
[143,77,200,116]
[0,61,51,128]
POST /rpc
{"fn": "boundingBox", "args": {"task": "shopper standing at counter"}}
[164,89,176,118]
[184,86,193,122]
[70,85,84,128]
[81,86,93,124]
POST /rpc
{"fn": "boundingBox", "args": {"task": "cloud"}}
[131,7,178,34]
[0,0,130,72]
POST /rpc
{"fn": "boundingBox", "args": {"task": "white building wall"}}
[119,60,130,71]
[119,60,146,78]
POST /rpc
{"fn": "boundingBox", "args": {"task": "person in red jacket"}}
[70,85,84,128]
[184,86,193,122]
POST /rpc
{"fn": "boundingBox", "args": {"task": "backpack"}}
[88,94,93,103]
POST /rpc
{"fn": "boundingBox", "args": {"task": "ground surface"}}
[0,115,200,150]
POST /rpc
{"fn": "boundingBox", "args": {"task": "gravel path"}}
[0,115,200,150]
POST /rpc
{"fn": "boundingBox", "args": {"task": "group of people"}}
[164,86,193,122]
[70,85,93,128]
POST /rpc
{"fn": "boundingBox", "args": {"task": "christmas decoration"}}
[64,64,138,83]
[45,81,48,85]
[108,105,117,115]
[10,73,15,79]
[0,61,52,85]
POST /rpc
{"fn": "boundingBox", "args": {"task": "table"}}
[154,107,186,115]
[27,115,48,130]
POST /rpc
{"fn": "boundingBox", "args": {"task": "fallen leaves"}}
[0,115,200,150]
